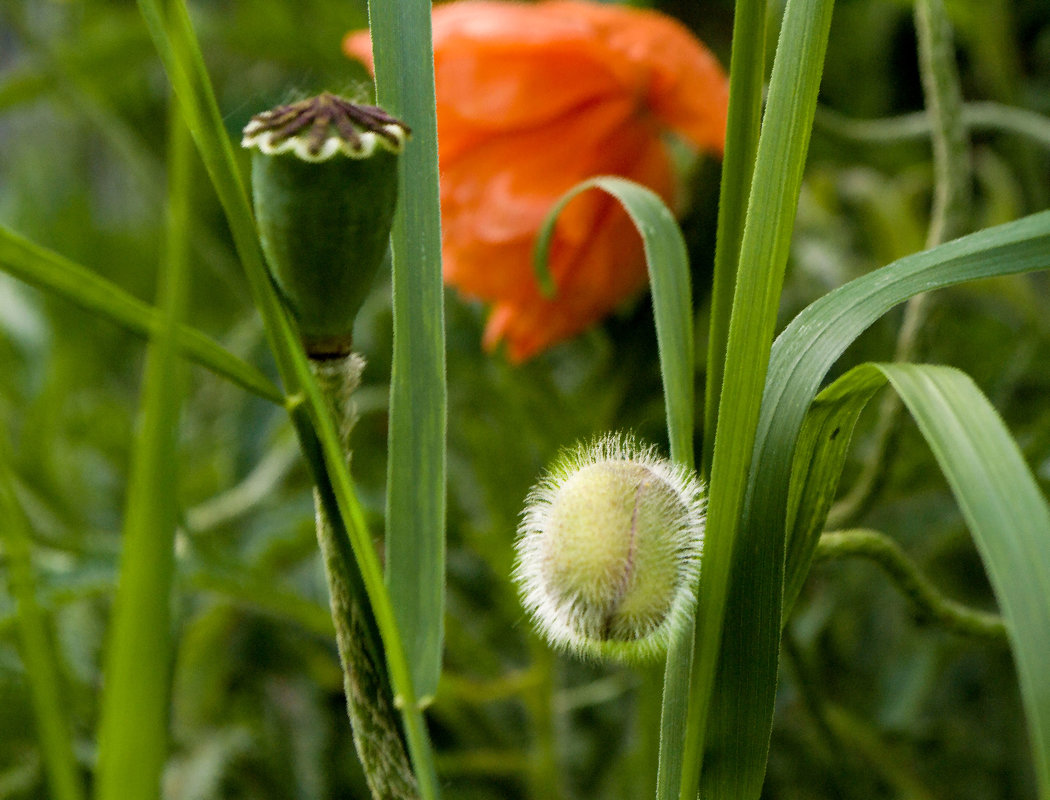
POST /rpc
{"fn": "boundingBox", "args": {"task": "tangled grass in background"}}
[1,1,1050,799]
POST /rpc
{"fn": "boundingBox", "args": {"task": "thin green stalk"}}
[678,0,836,796]
[659,0,767,795]
[0,439,84,800]
[93,100,191,800]
[132,2,439,791]
[814,102,1050,152]
[779,634,856,784]
[523,644,561,800]
[915,0,972,247]
[824,706,937,800]
[814,529,1007,639]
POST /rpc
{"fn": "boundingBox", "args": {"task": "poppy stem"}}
[310,353,421,800]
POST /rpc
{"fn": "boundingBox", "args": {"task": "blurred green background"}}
[2,0,1050,797]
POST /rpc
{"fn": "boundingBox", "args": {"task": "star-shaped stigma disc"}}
[242,92,410,162]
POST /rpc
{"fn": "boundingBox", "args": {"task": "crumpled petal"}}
[344,1,728,361]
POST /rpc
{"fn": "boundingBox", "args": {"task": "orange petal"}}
[344,1,728,361]
[343,28,373,71]
[535,2,729,154]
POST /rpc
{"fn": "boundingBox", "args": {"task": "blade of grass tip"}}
[680,0,836,796]
[660,0,767,795]
[0,438,85,800]
[0,225,283,404]
[366,0,448,710]
[134,5,439,793]
[93,101,191,800]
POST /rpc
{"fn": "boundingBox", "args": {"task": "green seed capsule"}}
[242,93,410,356]
[514,433,706,661]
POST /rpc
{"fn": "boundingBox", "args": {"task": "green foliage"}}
[1,0,1049,798]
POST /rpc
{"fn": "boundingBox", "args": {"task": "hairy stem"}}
[311,355,420,800]
[814,529,1006,640]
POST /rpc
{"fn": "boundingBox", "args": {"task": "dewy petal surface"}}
[344,0,728,361]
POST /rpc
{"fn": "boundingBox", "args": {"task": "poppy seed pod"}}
[242,93,410,357]
[514,434,705,661]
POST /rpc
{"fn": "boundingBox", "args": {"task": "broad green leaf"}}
[733,208,1050,799]
[368,0,448,708]
[785,362,1050,795]
[0,224,283,404]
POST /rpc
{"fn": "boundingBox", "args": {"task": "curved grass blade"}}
[93,105,191,800]
[783,362,1050,794]
[0,437,85,800]
[877,362,1050,794]
[535,176,694,467]
[0,225,283,404]
[367,0,448,707]
[734,208,1050,799]
[782,368,885,614]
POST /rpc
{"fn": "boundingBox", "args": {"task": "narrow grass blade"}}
[0,225,283,404]
[367,0,447,706]
[0,438,84,800]
[782,370,884,614]
[535,176,694,467]
[93,105,191,800]
[679,0,837,796]
[703,0,767,476]
[739,209,1050,800]
[657,1,768,793]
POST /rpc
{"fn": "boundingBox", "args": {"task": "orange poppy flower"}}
[345,1,728,362]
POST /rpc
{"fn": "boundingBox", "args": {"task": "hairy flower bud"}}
[514,434,705,660]
[242,93,409,357]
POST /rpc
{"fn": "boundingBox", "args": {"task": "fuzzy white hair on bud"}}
[513,433,705,661]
